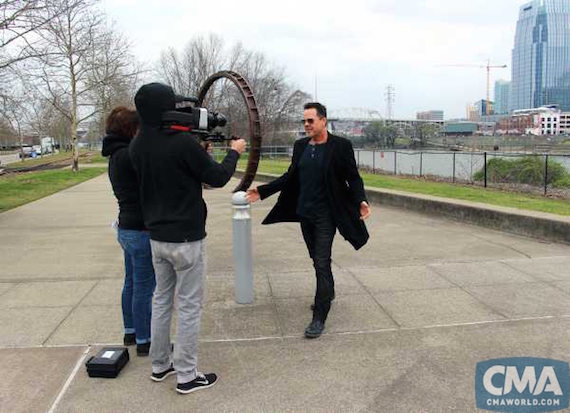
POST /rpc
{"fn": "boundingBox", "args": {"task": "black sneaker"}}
[176,372,218,394]
[137,342,151,357]
[123,333,136,346]
[150,364,176,382]
[304,319,325,339]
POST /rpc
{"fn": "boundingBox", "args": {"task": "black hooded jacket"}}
[129,83,240,243]
[101,133,145,230]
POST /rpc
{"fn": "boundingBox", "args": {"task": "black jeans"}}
[300,210,336,323]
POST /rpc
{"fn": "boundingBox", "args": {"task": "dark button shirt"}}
[296,142,330,220]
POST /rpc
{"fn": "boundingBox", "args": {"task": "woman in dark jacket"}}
[102,107,155,356]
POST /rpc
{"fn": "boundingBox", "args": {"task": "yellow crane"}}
[441,60,507,114]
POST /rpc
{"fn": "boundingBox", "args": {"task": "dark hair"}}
[303,102,327,118]
[106,106,138,138]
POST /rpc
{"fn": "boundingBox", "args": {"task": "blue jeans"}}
[117,228,156,344]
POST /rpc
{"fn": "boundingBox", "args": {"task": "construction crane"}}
[440,60,507,114]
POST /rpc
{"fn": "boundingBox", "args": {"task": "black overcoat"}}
[257,134,369,250]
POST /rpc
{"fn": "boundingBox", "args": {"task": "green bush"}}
[474,156,570,186]
[551,176,570,189]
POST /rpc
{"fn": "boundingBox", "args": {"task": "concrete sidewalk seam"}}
[500,260,570,300]
[266,274,286,338]
[501,260,570,300]
[470,232,533,258]
[501,259,565,284]
[41,280,101,346]
[0,282,18,299]
[47,345,90,413]
[427,265,511,320]
[0,276,121,283]
[0,344,92,350]
[341,265,402,328]
[0,314,565,351]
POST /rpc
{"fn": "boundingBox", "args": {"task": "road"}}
[0,153,19,166]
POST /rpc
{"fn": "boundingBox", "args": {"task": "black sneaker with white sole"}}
[176,372,218,394]
[150,364,176,382]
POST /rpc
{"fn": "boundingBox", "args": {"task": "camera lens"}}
[209,113,227,129]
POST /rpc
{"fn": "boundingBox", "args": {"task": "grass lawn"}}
[88,154,108,164]
[5,151,106,170]
[0,168,107,213]
[241,159,570,216]
[4,152,74,170]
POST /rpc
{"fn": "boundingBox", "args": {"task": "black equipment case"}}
[85,347,129,378]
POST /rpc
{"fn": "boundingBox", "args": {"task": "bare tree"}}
[44,99,70,148]
[271,89,311,144]
[155,34,310,145]
[0,93,31,159]
[22,0,139,170]
[0,0,63,70]
[156,34,225,98]
[86,27,141,139]
[0,116,17,149]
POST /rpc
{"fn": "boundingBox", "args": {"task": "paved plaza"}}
[2,174,570,412]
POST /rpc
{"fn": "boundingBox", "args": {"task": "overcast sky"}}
[101,0,527,119]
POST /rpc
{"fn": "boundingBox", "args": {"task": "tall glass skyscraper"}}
[494,80,511,114]
[510,0,570,112]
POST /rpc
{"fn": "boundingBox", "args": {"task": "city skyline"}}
[102,0,533,119]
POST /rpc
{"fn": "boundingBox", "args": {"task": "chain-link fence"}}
[212,145,570,198]
[354,149,570,198]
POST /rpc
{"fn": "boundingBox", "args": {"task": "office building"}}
[498,105,564,135]
[416,111,444,121]
[510,0,570,111]
[494,80,511,115]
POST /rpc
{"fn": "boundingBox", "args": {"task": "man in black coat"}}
[246,102,371,338]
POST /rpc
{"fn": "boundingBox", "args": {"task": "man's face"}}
[303,108,326,139]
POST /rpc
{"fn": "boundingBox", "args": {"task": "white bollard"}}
[231,191,253,304]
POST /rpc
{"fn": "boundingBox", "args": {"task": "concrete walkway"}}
[1,173,570,412]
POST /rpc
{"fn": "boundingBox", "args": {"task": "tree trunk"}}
[71,124,78,171]
[71,75,78,172]
[19,131,24,162]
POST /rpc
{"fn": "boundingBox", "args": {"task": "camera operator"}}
[129,83,246,395]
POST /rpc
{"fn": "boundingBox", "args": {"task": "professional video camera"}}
[161,96,237,142]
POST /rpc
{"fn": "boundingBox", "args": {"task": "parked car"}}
[32,145,42,155]
[19,146,33,158]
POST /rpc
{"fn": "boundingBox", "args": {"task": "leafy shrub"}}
[551,176,570,189]
[474,156,570,186]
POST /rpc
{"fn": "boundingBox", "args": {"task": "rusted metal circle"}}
[197,70,262,192]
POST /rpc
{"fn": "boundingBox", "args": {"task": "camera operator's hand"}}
[230,138,246,155]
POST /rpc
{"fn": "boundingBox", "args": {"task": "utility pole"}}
[385,85,395,120]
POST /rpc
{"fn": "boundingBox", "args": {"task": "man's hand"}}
[360,201,371,220]
[246,188,260,203]
[230,138,246,155]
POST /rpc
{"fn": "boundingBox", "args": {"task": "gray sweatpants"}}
[149,239,205,384]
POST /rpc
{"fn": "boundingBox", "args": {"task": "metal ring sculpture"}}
[197,70,262,193]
